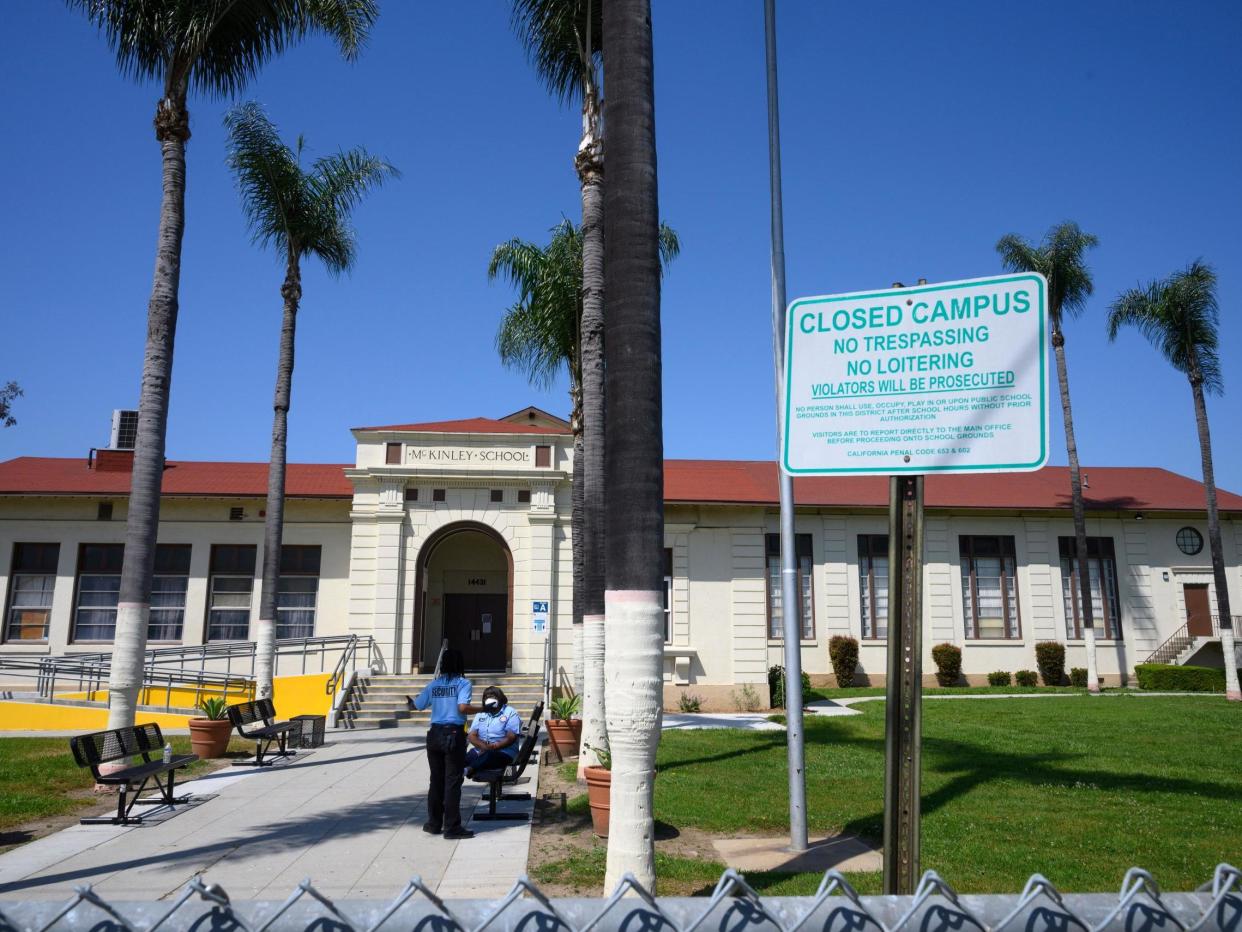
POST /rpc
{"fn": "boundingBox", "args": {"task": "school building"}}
[1,406,1240,715]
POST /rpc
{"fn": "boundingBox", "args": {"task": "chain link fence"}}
[0,863,1237,932]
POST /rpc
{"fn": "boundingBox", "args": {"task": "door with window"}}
[443,593,507,670]
[1184,584,1212,637]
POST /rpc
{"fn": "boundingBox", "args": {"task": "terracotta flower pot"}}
[545,718,582,759]
[583,765,611,838]
[189,718,232,759]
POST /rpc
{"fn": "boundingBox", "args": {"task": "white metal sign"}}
[782,274,1048,476]
[531,600,549,636]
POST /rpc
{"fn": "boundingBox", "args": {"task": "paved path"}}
[0,728,536,901]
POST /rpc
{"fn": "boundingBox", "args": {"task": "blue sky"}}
[2,2,1239,491]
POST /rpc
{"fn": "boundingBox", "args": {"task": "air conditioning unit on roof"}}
[110,409,139,450]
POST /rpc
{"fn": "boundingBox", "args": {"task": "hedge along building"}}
[1,406,1241,716]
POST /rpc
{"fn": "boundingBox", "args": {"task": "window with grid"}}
[960,536,1020,639]
[149,545,191,641]
[858,534,889,639]
[73,544,190,642]
[5,543,59,642]
[662,547,673,643]
[207,545,256,641]
[766,534,814,640]
[72,543,123,641]
[1059,537,1123,639]
[277,545,320,640]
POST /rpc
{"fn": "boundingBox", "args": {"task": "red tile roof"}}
[0,458,353,499]
[664,460,1242,513]
[353,417,571,435]
[0,456,1235,514]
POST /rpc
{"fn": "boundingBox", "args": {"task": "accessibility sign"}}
[781,273,1048,476]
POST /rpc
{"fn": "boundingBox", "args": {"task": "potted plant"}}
[545,693,583,759]
[582,742,611,838]
[189,697,232,759]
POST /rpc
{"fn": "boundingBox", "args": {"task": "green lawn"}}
[0,737,249,837]
[540,696,1242,894]
[803,685,1086,701]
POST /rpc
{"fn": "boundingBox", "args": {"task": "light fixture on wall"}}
[1134,512,1145,521]
[1162,571,1170,582]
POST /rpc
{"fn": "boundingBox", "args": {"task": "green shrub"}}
[829,635,860,687]
[931,643,963,687]
[767,665,810,708]
[732,683,762,712]
[549,693,582,720]
[1070,667,1088,688]
[1135,663,1225,692]
[987,670,1011,687]
[1015,669,1039,687]
[677,691,703,713]
[1035,641,1066,685]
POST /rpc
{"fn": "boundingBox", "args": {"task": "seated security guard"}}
[464,686,521,777]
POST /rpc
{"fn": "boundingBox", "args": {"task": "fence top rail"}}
[0,865,1235,932]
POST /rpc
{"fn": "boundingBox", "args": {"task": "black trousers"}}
[426,724,466,831]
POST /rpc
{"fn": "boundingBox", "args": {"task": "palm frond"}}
[996,222,1098,323]
[658,222,681,275]
[510,0,601,106]
[69,0,378,100]
[225,101,392,276]
[1107,260,1223,394]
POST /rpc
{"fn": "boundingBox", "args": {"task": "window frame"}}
[148,544,191,642]
[662,547,673,644]
[276,545,321,641]
[206,544,257,642]
[857,534,889,640]
[959,535,1021,639]
[1058,536,1123,640]
[4,542,60,643]
[765,533,815,641]
[71,543,124,642]
[385,442,402,465]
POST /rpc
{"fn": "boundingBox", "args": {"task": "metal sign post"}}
[883,474,923,893]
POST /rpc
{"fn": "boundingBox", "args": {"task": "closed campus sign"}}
[782,273,1049,476]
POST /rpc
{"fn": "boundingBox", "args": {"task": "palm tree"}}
[509,0,607,772]
[70,0,379,732]
[225,101,396,701]
[601,0,664,892]
[996,223,1102,692]
[1108,261,1240,701]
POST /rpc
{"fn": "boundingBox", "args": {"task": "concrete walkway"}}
[0,728,537,901]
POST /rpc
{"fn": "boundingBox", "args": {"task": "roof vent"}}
[110,410,139,450]
[229,507,245,521]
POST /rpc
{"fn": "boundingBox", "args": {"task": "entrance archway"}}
[413,522,513,672]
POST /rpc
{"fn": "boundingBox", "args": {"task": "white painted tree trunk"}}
[603,591,663,892]
[1222,627,1241,701]
[577,612,606,776]
[1084,626,1100,694]
[572,624,585,697]
[254,616,277,700]
[108,603,149,729]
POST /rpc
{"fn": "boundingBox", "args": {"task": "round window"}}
[1176,527,1203,556]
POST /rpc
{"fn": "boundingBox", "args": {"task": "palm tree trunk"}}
[571,404,585,696]
[602,0,664,892]
[1052,329,1100,693]
[256,258,302,701]
[577,89,608,777]
[1187,366,1239,700]
[107,93,190,731]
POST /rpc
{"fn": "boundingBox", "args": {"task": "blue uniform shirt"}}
[414,674,472,725]
[470,705,522,759]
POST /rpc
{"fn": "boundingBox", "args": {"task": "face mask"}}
[483,699,500,713]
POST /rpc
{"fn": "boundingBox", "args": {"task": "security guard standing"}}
[410,649,481,839]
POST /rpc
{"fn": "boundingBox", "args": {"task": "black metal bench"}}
[69,722,196,825]
[470,701,543,822]
[227,697,297,767]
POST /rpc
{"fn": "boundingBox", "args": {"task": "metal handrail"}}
[1144,614,1236,665]
[432,638,448,678]
[325,635,376,696]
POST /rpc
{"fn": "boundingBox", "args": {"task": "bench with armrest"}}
[469,701,543,822]
[69,723,197,825]
[226,697,297,767]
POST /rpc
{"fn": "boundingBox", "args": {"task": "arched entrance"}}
[413,523,513,672]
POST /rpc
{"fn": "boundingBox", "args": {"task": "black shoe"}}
[443,827,475,840]
[422,823,442,835]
